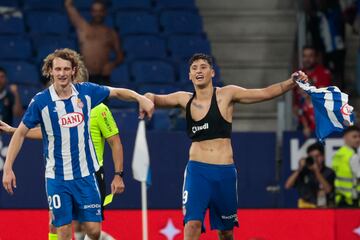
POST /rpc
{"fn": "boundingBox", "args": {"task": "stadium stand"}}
[0,0,216,130]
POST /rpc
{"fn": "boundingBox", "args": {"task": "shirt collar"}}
[49,83,78,101]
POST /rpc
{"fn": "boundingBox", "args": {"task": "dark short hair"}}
[92,0,106,8]
[343,125,360,135]
[302,45,317,53]
[0,67,6,75]
[188,53,213,68]
[307,142,324,155]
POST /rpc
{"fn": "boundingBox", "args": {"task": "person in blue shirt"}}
[2,48,153,240]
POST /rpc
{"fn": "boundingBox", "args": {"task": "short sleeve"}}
[82,82,110,108]
[22,99,41,129]
[96,105,119,138]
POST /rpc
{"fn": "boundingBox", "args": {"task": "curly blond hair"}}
[42,48,88,83]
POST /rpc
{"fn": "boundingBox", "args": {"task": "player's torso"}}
[41,93,96,180]
[186,87,234,164]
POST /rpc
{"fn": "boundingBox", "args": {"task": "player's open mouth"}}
[196,75,204,80]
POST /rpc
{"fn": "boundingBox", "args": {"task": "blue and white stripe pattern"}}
[22,82,110,180]
[297,81,355,142]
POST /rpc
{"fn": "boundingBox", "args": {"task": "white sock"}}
[99,231,115,240]
[84,235,93,240]
[74,232,85,240]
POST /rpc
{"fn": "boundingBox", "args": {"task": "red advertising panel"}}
[0,209,359,240]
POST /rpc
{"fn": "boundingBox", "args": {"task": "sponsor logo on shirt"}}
[58,112,84,128]
[192,123,209,134]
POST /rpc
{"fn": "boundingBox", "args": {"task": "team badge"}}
[77,98,84,108]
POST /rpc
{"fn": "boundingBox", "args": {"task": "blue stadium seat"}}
[23,0,63,10]
[74,0,93,10]
[168,35,211,60]
[150,110,171,130]
[107,98,137,110]
[113,110,140,131]
[115,11,158,35]
[160,10,202,34]
[32,36,77,62]
[0,14,24,33]
[155,0,195,9]
[0,0,20,7]
[0,36,32,60]
[0,61,39,85]
[18,84,41,108]
[110,64,130,85]
[112,0,151,9]
[123,35,166,60]
[137,83,179,94]
[131,61,175,83]
[27,11,70,34]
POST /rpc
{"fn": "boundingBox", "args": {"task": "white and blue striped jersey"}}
[22,82,110,180]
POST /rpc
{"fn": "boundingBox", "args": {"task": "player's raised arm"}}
[144,91,192,109]
[0,120,42,140]
[224,71,308,104]
[108,87,154,119]
[2,122,30,194]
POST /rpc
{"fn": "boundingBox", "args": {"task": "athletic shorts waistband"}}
[188,160,235,168]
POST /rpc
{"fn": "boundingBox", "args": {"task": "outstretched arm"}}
[2,122,30,194]
[108,87,154,119]
[64,0,88,30]
[0,120,42,140]
[106,134,125,194]
[144,91,191,109]
[225,71,308,104]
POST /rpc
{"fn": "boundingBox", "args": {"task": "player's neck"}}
[195,85,213,101]
[53,83,73,99]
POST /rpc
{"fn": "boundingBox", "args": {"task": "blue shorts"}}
[182,160,239,232]
[46,174,102,227]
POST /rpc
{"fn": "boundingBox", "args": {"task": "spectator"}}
[65,0,124,85]
[285,142,335,208]
[0,67,23,124]
[352,0,360,95]
[293,46,332,137]
[316,0,346,89]
[332,126,360,208]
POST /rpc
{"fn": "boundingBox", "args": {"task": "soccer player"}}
[0,63,123,240]
[0,103,123,240]
[2,48,153,240]
[145,53,308,240]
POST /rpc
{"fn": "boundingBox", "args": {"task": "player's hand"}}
[0,120,14,134]
[2,168,16,195]
[138,96,154,120]
[291,70,308,83]
[111,175,125,194]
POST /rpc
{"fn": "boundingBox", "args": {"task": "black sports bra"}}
[186,88,232,142]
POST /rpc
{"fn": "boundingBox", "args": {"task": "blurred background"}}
[0,0,359,239]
